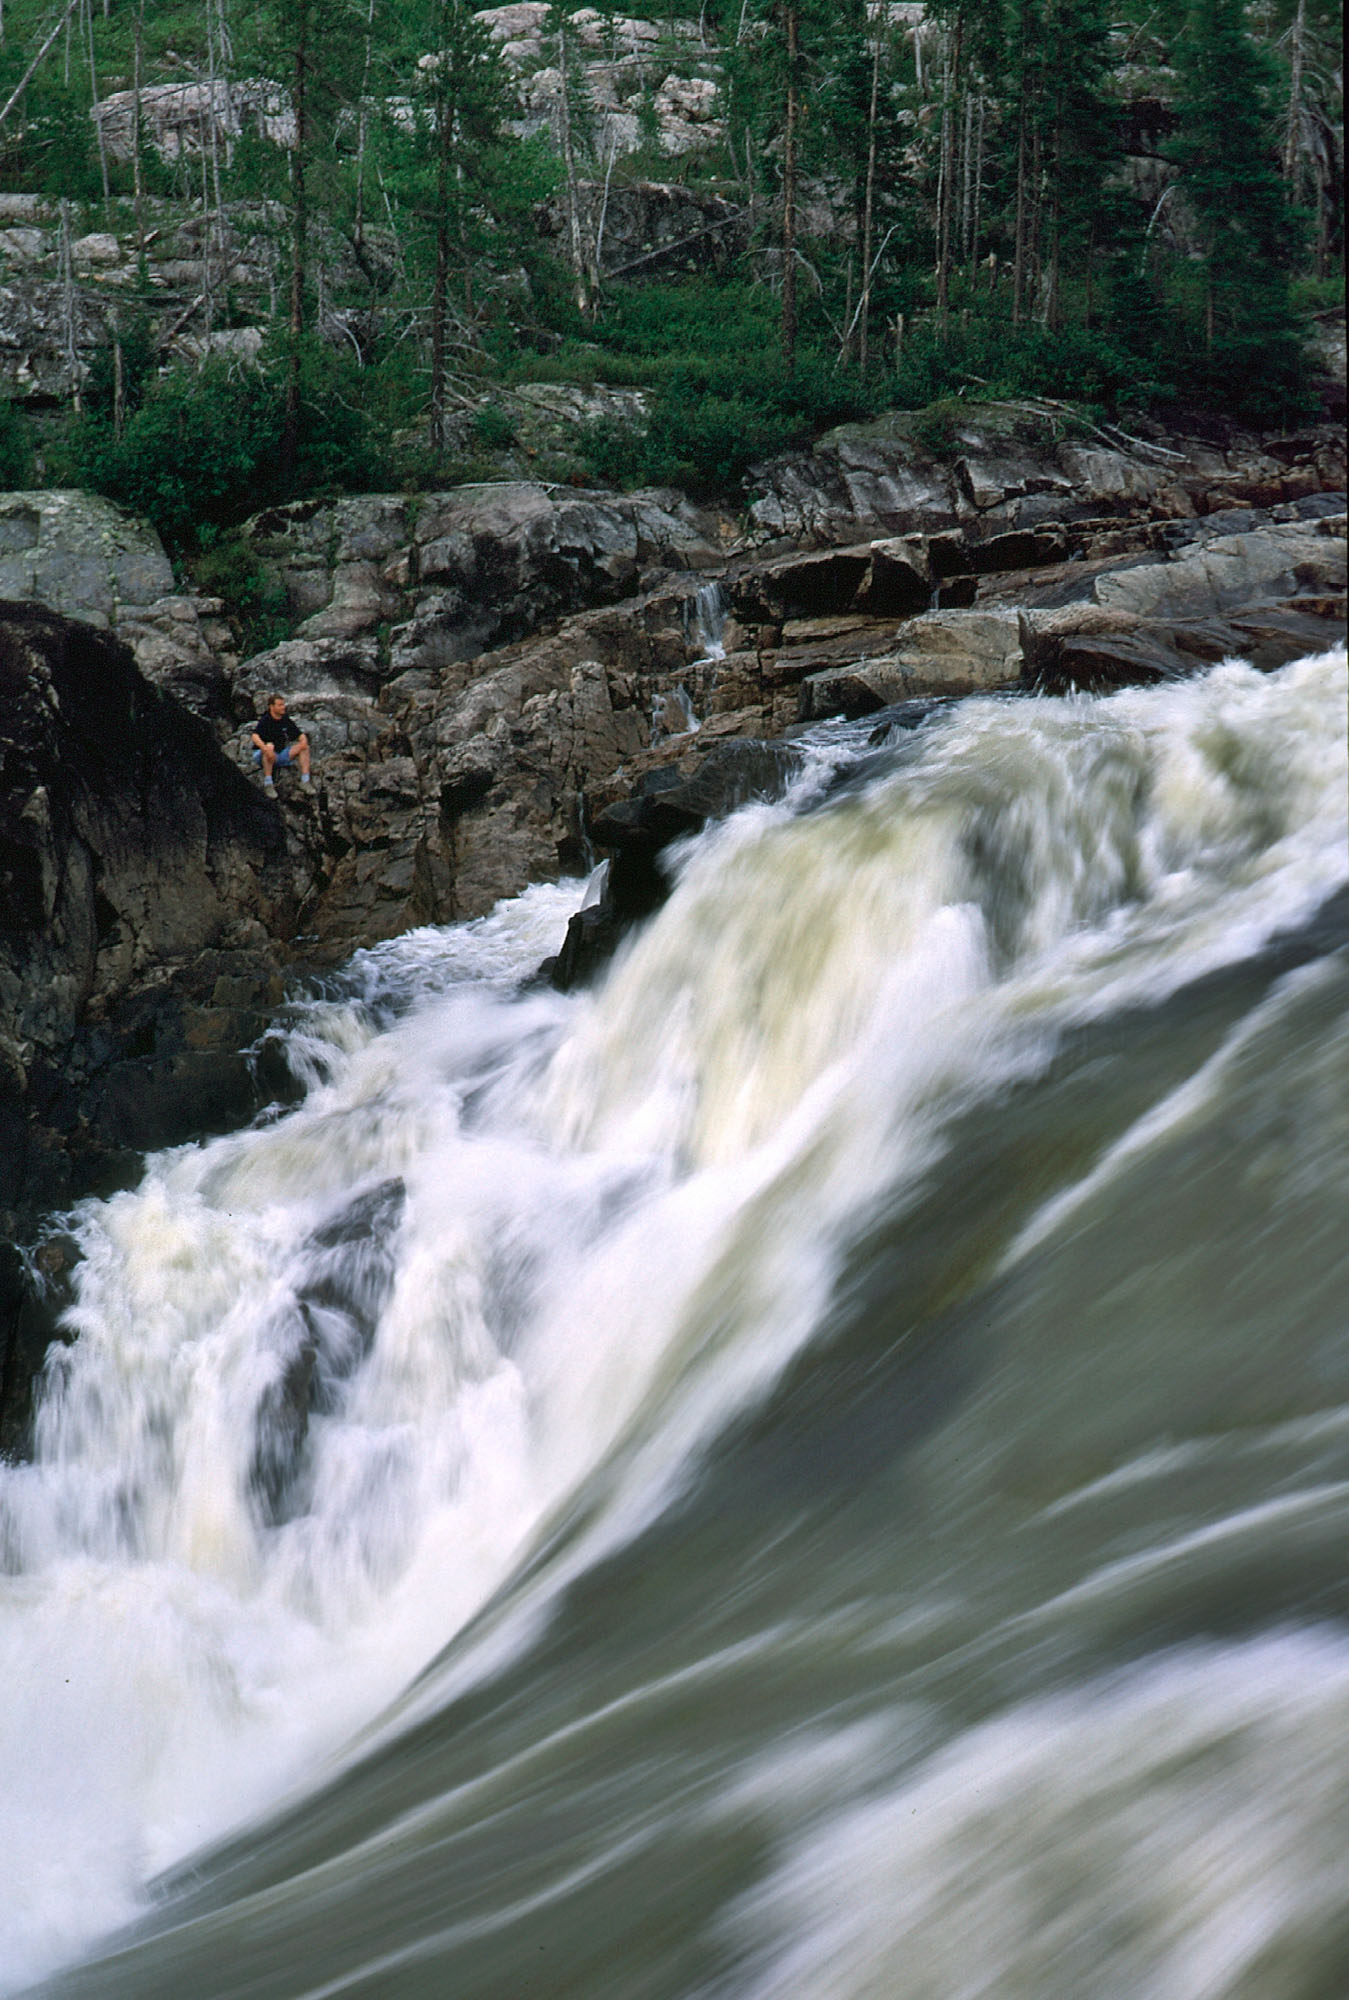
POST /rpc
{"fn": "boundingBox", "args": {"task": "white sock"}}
[301,772,311,785]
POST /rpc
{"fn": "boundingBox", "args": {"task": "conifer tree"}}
[251,0,364,484]
[394,0,509,456]
[1169,0,1308,415]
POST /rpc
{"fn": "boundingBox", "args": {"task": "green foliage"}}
[67,349,382,549]
[909,398,963,459]
[892,314,1157,414]
[0,401,34,490]
[188,529,291,655]
[82,317,159,424]
[0,0,1333,531]
[471,404,517,450]
[572,283,881,493]
[1162,0,1313,418]
[69,362,279,547]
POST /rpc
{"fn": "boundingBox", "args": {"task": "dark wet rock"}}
[0,603,291,1240]
[0,1235,78,1460]
[251,1177,406,1519]
[551,739,803,990]
[866,697,962,744]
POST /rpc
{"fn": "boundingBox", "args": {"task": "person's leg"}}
[261,741,277,789]
[296,734,311,782]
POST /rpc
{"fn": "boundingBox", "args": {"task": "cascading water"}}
[688,579,727,662]
[3,650,1347,2000]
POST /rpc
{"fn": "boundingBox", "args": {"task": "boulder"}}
[551,738,803,989]
[0,604,289,1238]
[1091,525,1346,622]
[798,609,1023,721]
[244,482,724,672]
[0,491,224,713]
[1016,515,1348,691]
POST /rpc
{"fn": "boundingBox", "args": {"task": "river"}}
[4,648,1347,1999]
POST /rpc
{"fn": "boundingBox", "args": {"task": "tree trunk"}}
[111,314,124,437]
[430,90,450,461]
[780,0,799,371]
[83,0,111,218]
[968,93,985,277]
[556,17,591,318]
[60,203,81,410]
[132,1,145,257]
[282,2,310,489]
[1282,0,1305,186]
[1012,96,1028,324]
[353,0,377,253]
[935,16,961,320]
[858,25,881,375]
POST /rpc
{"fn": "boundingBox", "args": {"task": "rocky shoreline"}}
[1,408,1345,1448]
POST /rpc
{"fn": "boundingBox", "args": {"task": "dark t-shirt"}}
[254,709,301,750]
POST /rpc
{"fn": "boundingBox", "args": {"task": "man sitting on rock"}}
[250,694,311,792]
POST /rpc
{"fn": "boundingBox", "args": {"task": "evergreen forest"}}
[0,0,1340,552]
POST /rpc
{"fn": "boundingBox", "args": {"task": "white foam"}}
[1,652,1344,1988]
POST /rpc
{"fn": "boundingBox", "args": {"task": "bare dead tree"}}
[780,0,799,370]
[1282,0,1306,185]
[0,0,82,133]
[83,0,112,217]
[555,14,592,318]
[857,20,882,374]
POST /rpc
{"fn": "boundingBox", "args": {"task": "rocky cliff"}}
[0,605,291,1221]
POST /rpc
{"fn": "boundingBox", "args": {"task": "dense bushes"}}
[0,401,33,489]
[65,346,384,550]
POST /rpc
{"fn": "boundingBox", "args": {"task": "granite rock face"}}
[225,432,1344,955]
[0,491,228,714]
[0,603,289,1231]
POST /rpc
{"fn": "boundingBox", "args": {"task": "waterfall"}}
[651,680,701,742]
[687,578,727,661]
[3,650,1346,1998]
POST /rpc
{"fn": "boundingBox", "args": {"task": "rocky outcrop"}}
[0,490,231,714]
[243,480,726,648]
[746,410,1346,546]
[482,3,723,160]
[548,738,803,988]
[217,428,1343,956]
[1011,508,1347,691]
[0,603,290,1235]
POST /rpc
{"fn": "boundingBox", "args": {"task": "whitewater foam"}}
[1,651,1344,1989]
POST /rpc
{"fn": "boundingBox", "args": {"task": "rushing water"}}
[3,651,1347,1999]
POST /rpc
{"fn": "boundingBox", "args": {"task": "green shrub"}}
[69,362,282,548]
[68,346,385,550]
[188,529,291,655]
[909,398,963,458]
[471,403,517,450]
[0,400,34,489]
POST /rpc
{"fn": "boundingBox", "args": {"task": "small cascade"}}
[687,580,727,662]
[651,682,702,743]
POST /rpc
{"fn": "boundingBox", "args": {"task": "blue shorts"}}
[253,746,294,767]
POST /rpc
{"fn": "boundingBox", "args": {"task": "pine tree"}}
[1169,0,1309,415]
[251,0,365,485]
[389,0,509,457]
